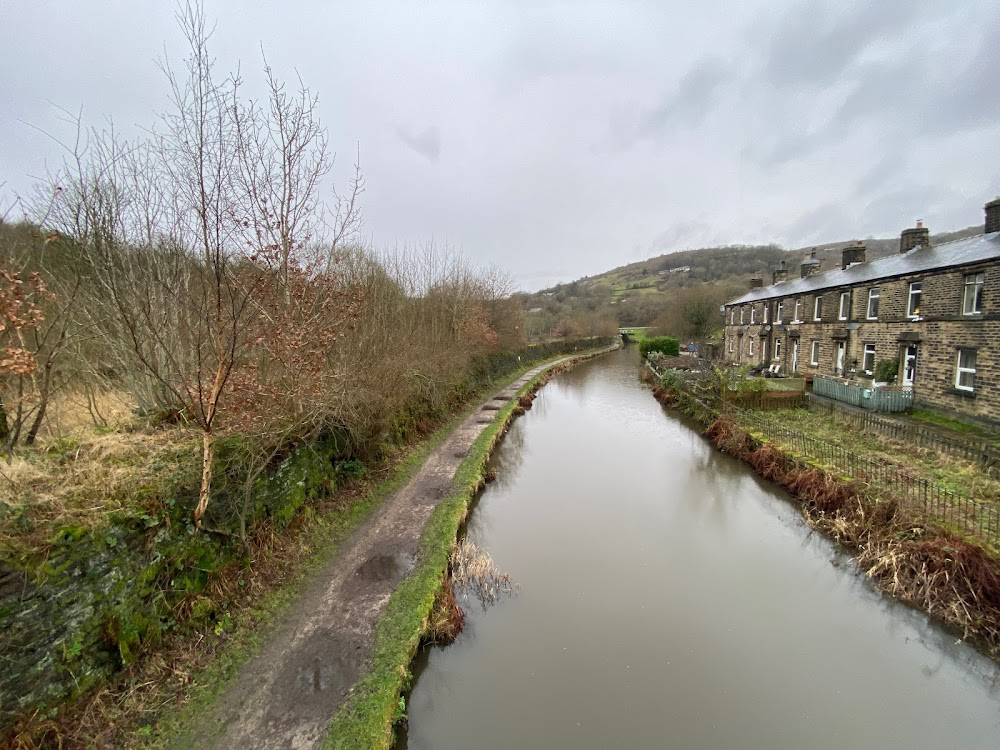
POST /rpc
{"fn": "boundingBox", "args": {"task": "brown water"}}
[398,347,1000,750]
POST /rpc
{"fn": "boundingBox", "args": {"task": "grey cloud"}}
[633,57,732,142]
[758,0,930,89]
[397,126,442,163]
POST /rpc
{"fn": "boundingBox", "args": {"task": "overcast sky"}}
[2,0,999,289]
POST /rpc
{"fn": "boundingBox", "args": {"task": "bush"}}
[640,336,680,358]
[874,358,899,384]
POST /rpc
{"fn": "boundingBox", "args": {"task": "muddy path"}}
[177,357,579,750]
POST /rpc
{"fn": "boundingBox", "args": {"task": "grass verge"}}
[320,350,610,750]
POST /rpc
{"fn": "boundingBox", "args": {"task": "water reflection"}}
[400,347,1000,750]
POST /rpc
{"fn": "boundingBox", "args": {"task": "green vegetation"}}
[640,336,680,358]
[321,354,600,749]
[874,358,899,384]
[910,408,998,441]
[737,408,1000,504]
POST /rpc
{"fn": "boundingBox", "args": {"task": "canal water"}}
[398,346,1000,750]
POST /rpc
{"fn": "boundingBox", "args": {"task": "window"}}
[862,344,876,374]
[750,305,756,324]
[963,273,985,315]
[810,340,820,366]
[907,281,922,318]
[839,291,850,320]
[729,308,735,324]
[776,301,784,322]
[728,337,734,353]
[866,287,880,319]
[955,349,976,391]
[763,304,769,323]
[739,306,744,324]
[793,298,802,322]
[774,338,782,358]
[749,336,755,356]
[813,295,823,321]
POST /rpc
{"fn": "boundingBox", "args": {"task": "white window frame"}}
[776,301,784,323]
[749,335,755,356]
[838,291,850,321]
[810,340,820,366]
[728,337,734,354]
[862,343,876,375]
[907,281,922,319]
[963,273,985,315]
[774,338,782,359]
[813,295,822,321]
[750,305,756,324]
[793,298,802,322]
[739,306,744,324]
[955,349,976,391]
[729,308,735,324]
[866,287,880,320]
[763,303,769,323]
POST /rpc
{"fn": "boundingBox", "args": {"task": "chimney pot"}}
[800,248,822,278]
[841,241,867,270]
[986,198,1000,235]
[772,260,789,284]
[900,221,930,253]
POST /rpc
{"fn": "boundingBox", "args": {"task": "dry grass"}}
[450,539,517,608]
[37,388,134,441]
[704,415,1000,656]
[425,578,464,645]
[0,426,197,551]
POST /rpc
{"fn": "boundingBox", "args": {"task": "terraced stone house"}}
[723,198,1000,424]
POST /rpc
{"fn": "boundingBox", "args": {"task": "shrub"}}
[640,336,680,358]
[874,358,899,384]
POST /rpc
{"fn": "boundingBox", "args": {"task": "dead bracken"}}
[449,539,517,609]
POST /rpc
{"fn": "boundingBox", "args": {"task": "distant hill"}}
[518,225,984,331]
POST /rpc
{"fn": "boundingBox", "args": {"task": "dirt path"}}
[180,359,574,749]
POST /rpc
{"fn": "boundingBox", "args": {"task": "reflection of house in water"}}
[723,198,1000,425]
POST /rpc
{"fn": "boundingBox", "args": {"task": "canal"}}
[399,346,1000,749]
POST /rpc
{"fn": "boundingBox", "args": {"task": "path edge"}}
[321,345,615,750]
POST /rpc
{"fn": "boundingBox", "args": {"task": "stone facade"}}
[723,203,1000,425]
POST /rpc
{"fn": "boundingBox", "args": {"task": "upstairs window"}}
[955,349,977,391]
[813,295,823,321]
[750,305,756,324]
[776,301,784,323]
[763,303,769,323]
[866,287,880,319]
[963,273,985,315]
[739,306,745,324]
[839,291,850,320]
[907,281,923,318]
[862,343,876,375]
[793,298,802,322]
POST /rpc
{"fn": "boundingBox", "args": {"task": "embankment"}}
[650,375,1000,662]
[1,337,612,749]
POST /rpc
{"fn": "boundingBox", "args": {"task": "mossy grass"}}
[320,348,610,750]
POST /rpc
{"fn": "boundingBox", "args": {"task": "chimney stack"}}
[749,275,764,290]
[800,248,821,278]
[772,260,788,284]
[900,220,930,253]
[841,241,866,269]
[986,198,1000,235]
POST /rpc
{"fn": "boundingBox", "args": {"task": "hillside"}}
[518,225,984,334]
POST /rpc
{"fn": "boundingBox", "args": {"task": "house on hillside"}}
[722,198,1000,424]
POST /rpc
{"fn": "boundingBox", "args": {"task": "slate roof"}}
[728,231,1000,306]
